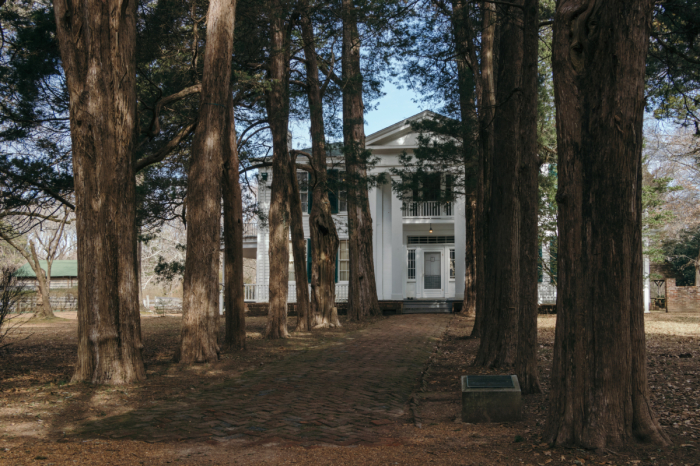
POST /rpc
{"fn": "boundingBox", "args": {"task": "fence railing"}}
[402,201,453,217]
[242,222,258,238]
[537,283,557,304]
[243,283,349,303]
[10,295,78,312]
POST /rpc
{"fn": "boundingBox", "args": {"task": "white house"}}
[243,111,558,306]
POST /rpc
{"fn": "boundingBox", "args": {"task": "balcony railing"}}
[402,201,453,217]
[243,283,349,303]
[242,222,257,238]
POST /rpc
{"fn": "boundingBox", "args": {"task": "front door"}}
[423,251,442,297]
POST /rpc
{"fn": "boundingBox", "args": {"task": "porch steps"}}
[402,300,452,314]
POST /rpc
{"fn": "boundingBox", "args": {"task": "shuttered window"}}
[338,240,349,282]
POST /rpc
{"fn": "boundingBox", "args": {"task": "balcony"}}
[402,201,453,218]
[242,222,257,238]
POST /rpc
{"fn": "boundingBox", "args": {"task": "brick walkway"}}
[81,315,450,446]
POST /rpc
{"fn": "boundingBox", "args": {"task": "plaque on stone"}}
[461,374,521,423]
[465,375,515,389]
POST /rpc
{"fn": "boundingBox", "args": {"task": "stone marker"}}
[461,374,521,423]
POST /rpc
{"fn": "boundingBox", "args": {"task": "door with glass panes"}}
[422,250,443,298]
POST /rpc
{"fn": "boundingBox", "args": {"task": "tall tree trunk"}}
[463,197,477,316]
[546,0,667,447]
[223,87,246,350]
[515,0,542,395]
[300,5,339,329]
[176,0,237,363]
[265,0,292,339]
[475,4,522,368]
[342,0,380,321]
[288,155,312,331]
[451,0,478,318]
[472,0,497,339]
[53,0,145,384]
[29,243,54,319]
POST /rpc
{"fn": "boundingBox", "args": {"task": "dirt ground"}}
[0,310,698,465]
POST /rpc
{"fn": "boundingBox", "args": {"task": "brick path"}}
[81,315,450,446]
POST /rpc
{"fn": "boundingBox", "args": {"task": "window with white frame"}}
[408,249,416,280]
[450,249,455,279]
[297,172,308,213]
[339,240,349,281]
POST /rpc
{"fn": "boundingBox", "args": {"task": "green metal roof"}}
[15,260,78,278]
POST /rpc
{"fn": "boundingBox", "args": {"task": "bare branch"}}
[135,122,197,173]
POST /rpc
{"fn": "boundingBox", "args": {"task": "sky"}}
[290,81,424,150]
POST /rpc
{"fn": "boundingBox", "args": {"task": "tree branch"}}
[135,122,197,173]
[148,84,202,136]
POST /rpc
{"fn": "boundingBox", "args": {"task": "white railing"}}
[537,283,557,304]
[242,283,349,303]
[402,201,453,217]
[243,223,257,238]
[244,284,257,301]
[335,283,349,302]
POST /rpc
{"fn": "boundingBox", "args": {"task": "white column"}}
[371,184,383,298]
[454,196,466,300]
[382,183,392,299]
[391,178,404,300]
[644,254,650,313]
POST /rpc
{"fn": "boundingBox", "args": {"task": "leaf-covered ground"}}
[0,311,697,465]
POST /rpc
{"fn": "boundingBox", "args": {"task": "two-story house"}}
[242,111,558,308]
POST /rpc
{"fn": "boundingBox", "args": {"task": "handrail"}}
[402,201,453,217]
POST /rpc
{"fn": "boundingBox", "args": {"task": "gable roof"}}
[366,110,444,148]
[299,110,449,156]
[15,260,78,278]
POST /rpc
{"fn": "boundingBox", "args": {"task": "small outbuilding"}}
[15,260,78,289]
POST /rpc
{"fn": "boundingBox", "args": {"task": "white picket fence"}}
[243,283,349,303]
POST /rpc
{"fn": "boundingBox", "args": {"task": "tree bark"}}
[53,0,145,384]
[515,0,542,395]
[472,0,497,339]
[288,154,312,331]
[451,0,478,318]
[30,243,54,319]
[264,0,292,339]
[475,3,522,368]
[342,0,380,321]
[223,86,246,350]
[463,197,477,316]
[176,0,237,363]
[300,5,340,329]
[546,0,668,447]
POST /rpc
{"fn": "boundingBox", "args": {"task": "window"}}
[339,240,349,281]
[297,172,308,213]
[450,249,455,279]
[408,249,416,280]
